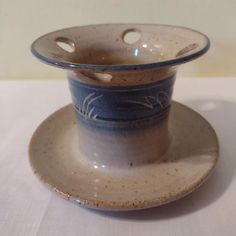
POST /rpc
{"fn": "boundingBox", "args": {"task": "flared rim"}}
[31,23,210,71]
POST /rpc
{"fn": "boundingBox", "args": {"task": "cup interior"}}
[31,24,210,70]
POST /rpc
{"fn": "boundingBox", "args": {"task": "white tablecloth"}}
[0,79,235,236]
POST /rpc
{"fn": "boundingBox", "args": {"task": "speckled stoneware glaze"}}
[29,102,219,210]
[30,24,218,210]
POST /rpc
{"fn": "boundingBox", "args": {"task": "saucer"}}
[29,102,219,211]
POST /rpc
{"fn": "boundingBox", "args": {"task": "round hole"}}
[176,43,199,57]
[123,30,141,44]
[55,37,75,53]
[82,72,112,83]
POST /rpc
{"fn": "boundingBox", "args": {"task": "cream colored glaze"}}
[34,24,207,66]
[77,118,169,168]
[29,102,219,211]
[67,67,177,86]
[32,24,208,86]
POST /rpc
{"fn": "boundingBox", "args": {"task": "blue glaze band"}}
[68,76,175,127]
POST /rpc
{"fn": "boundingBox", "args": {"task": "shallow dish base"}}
[29,102,219,211]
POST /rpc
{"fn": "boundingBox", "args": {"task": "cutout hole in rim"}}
[123,29,141,44]
[55,37,75,53]
[176,43,199,57]
[82,72,112,83]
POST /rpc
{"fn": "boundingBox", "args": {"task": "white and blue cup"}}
[31,24,210,168]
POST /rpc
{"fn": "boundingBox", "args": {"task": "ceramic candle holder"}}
[31,24,210,169]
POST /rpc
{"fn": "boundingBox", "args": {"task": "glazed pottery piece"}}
[31,24,217,210]
[29,102,219,210]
